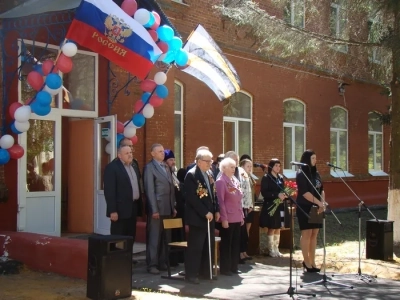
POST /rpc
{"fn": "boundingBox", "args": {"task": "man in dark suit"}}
[184,149,220,284]
[104,143,142,243]
[143,143,176,275]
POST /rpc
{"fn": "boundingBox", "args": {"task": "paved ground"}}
[131,243,400,300]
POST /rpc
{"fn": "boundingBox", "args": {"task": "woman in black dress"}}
[296,150,325,272]
[259,159,286,257]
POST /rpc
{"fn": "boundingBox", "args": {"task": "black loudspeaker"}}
[87,235,133,300]
[366,219,394,261]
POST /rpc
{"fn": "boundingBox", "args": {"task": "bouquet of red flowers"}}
[268,180,297,216]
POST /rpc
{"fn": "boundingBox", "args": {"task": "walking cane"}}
[207,219,212,280]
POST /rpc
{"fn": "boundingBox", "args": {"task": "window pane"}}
[174,83,182,111]
[284,126,293,169]
[224,121,235,153]
[330,131,337,166]
[368,112,382,132]
[239,121,251,158]
[330,107,347,129]
[339,131,348,170]
[368,134,374,170]
[284,100,304,124]
[295,126,304,162]
[63,53,96,111]
[376,134,383,170]
[223,92,251,119]
[174,114,182,169]
[26,120,55,192]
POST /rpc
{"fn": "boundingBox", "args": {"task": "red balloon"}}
[42,59,58,75]
[151,11,161,30]
[157,41,169,53]
[56,54,73,73]
[117,121,124,134]
[134,100,145,113]
[148,29,158,42]
[129,135,138,145]
[121,0,137,16]
[140,79,157,92]
[149,95,163,108]
[27,71,44,90]
[7,144,24,159]
[9,102,23,118]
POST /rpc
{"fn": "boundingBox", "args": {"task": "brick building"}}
[0,0,389,239]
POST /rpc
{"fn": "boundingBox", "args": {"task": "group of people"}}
[103,140,326,283]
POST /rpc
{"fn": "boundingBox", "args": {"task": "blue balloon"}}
[132,114,146,128]
[175,49,189,67]
[156,25,174,42]
[116,133,124,147]
[141,92,151,102]
[36,91,52,106]
[0,149,10,165]
[31,102,51,116]
[144,12,155,28]
[155,85,169,98]
[162,50,177,64]
[168,37,183,51]
[45,73,62,89]
[10,122,22,134]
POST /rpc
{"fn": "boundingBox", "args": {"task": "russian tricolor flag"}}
[66,0,162,80]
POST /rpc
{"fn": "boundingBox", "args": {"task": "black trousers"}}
[239,222,248,253]
[219,222,241,273]
[185,223,215,279]
[110,204,137,243]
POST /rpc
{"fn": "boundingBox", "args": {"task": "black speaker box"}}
[86,235,133,300]
[366,219,394,261]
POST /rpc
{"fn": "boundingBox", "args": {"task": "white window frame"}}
[283,99,305,178]
[223,91,253,158]
[368,18,383,65]
[19,40,99,118]
[330,2,348,53]
[287,0,305,28]
[330,106,353,177]
[174,80,184,169]
[368,112,387,176]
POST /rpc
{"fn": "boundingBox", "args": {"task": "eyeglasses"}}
[201,159,213,163]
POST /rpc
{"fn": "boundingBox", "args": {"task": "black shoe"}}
[185,277,200,284]
[311,266,321,272]
[302,261,316,273]
[231,269,241,274]
[178,271,186,276]
[221,271,233,276]
[239,259,246,264]
[132,259,139,265]
[245,256,253,260]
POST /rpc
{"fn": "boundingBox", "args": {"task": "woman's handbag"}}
[308,205,323,224]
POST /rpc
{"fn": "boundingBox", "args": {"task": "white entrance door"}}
[94,115,116,235]
[18,115,62,236]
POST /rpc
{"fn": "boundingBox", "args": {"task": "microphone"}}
[253,163,267,168]
[326,162,342,169]
[290,161,308,166]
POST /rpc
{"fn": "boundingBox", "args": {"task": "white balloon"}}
[14,121,30,132]
[0,135,15,150]
[134,8,150,25]
[154,72,167,85]
[105,143,112,155]
[43,85,62,96]
[142,104,154,118]
[124,120,138,129]
[14,105,31,122]
[123,126,137,138]
[104,134,111,142]
[62,42,78,57]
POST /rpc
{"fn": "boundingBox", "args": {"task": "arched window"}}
[223,91,252,157]
[368,112,386,175]
[330,106,352,176]
[174,81,183,168]
[283,99,305,176]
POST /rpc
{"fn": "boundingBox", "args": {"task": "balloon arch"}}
[0,0,189,163]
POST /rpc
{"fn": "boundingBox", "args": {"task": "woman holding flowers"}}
[216,157,244,276]
[296,149,324,273]
[259,159,287,257]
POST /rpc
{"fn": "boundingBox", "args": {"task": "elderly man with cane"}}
[184,149,219,284]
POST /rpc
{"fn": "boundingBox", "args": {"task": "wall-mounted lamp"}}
[338,82,349,96]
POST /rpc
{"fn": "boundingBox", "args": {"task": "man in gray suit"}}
[144,143,176,274]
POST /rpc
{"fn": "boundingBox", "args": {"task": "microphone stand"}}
[329,167,378,283]
[296,167,353,290]
[259,171,316,298]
